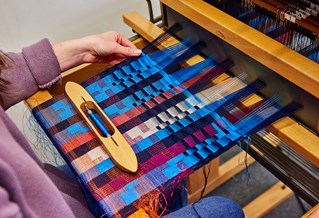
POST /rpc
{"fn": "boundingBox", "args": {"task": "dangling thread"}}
[244,135,252,185]
[24,108,65,166]
[191,162,211,218]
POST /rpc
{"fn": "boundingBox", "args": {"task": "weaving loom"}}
[31,26,298,217]
[151,0,319,216]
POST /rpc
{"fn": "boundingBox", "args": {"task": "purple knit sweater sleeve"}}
[1,39,61,110]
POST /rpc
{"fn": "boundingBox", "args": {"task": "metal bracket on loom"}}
[65,82,138,173]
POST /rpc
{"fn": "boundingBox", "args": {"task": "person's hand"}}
[80,31,142,64]
[53,31,142,71]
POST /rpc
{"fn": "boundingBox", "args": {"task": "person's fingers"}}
[117,33,137,49]
[114,44,142,57]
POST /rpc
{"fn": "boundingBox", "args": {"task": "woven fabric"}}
[32,40,287,217]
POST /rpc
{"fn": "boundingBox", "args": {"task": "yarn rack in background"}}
[30,22,299,217]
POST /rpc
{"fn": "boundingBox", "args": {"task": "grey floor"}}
[206,146,312,218]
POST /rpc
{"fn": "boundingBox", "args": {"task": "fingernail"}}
[134,49,142,54]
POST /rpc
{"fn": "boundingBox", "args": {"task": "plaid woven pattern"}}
[33,41,285,217]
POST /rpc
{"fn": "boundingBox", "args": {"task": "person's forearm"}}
[52,37,92,72]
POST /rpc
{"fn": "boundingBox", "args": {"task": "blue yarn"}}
[244,135,251,185]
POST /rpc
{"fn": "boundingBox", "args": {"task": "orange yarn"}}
[134,190,167,218]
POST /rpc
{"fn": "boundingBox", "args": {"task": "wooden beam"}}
[243,182,293,218]
[302,204,319,218]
